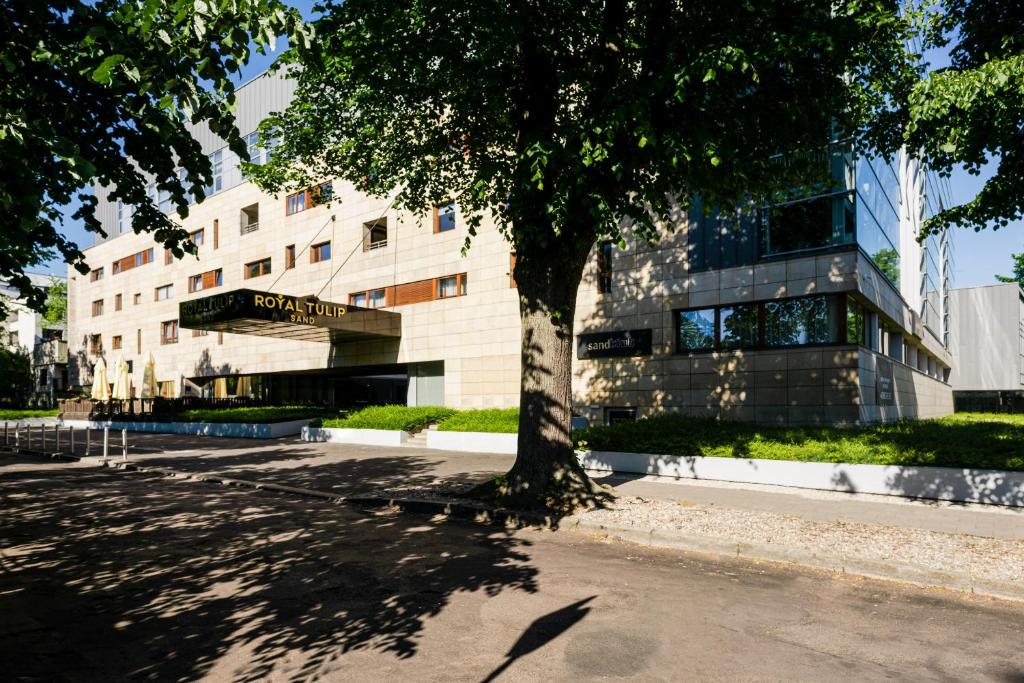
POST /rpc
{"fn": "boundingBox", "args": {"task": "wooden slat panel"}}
[393,278,435,305]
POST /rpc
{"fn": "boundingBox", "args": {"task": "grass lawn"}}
[436,408,519,433]
[316,405,457,432]
[572,412,1024,471]
[178,406,335,424]
[0,409,60,421]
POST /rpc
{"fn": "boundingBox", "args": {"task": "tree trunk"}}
[488,233,611,512]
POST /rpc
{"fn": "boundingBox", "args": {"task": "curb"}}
[6,447,1020,603]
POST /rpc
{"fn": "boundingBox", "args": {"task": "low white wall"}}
[579,450,1024,507]
[302,426,408,446]
[426,430,518,454]
[61,418,310,439]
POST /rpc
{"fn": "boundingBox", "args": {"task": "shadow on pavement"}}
[0,463,545,680]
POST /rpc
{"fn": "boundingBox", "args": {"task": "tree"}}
[252,0,914,510]
[43,278,67,326]
[0,329,31,407]
[0,1,309,313]
[899,0,1024,234]
[995,250,1024,285]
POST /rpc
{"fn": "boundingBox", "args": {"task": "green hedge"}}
[179,406,334,424]
[0,409,60,421]
[317,405,458,432]
[436,408,519,433]
[573,413,1024,471]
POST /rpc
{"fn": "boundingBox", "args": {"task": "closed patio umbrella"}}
[141,353,157,399]
[214,377,228,399]
[91,357,110,401]
[236,375,251,397]
[112,356,131,400]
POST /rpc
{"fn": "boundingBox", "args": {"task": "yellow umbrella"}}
[141,353,158,399]
[236,375,252,397]
[112,355,131,400]
[91,357,111,401]
[214,377,228,399]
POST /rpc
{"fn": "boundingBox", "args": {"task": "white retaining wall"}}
[579,450,1024,507]
[426,430,518,454]
[302,426,408,446]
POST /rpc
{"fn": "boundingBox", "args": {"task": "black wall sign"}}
[577,329,653,360]
[875,357,895,405]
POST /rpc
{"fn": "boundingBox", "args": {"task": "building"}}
[947,282,1024,410]
[1,272,68,401]
[67,72,955,425]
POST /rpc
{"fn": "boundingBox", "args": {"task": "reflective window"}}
[677,309,716,350]
[765,296,839,346]
[719,304,759,348]
[436,202,456,232]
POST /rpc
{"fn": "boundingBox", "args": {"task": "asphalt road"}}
[1,457,1022,682]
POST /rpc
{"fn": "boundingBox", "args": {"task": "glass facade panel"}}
[677,309,715,350]
[764,296,839,347]
[719,304,759,348]
[846,296,866,345]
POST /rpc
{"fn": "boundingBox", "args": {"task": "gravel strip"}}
[579,496,1024,585]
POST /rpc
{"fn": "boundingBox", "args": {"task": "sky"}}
[38,1,1020,288]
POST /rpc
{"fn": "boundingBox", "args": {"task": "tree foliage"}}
[252,0,915,509]
[995,249,1024,285]
[900,0,1024,234]
[43,278,68,326]
[0,0,309,312]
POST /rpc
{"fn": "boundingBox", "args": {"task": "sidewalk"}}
[6,435,1023,599]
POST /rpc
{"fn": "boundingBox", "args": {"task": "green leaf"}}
[91,54,126,85]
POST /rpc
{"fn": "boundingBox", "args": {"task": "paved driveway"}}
[1,458,1022,682]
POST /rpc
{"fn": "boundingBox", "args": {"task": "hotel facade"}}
[67,73,955,425]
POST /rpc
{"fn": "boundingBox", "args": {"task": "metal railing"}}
[240,221,260,234]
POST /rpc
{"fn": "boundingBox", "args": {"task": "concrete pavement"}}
[2,458,1022,681]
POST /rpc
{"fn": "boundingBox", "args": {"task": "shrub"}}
[179,406,334,424]
[0,408,60,421]
[319,405,458,432]
[437,408,519,433]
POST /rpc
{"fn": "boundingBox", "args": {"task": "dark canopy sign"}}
[577,329,653,359]
[179,289,401,343]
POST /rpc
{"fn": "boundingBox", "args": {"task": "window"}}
[597,241,613,294]
[190,229,204,246]
[112,335,122,350]
[846,296,867,345]
[188,269,223,293]
[677,309,716,350]
[114,248,153,275]
[89,334,102,355]
[719,304,759,348]
[133,293,141,305]
[764,296,839,347]
[138,248,153,266]
[363,219,387,251]
[205,149,223,196]
[114,293,122,311]
[243,131,264,165]
[136,329,141,353]
[437,274,467,299]
[240,203,259,234]
[192,329,209,337]
[91,299,104,317]
[311,241,332,263]
[160,320,179,345]
[286,190,306,216]
[155,284,173,301]
[245,258,272,279]
[213,219,219,249]
[285,244,296,269]
[116,200,129,234]
[90,267,104,282]
[165,248,173,265]
[434,202,456,232]
[349,288,387,308]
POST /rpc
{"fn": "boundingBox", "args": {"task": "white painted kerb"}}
[302,426,408,446]
[579,450,1024,507]
[426,430,517,454]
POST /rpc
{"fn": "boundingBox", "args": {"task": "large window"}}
[677,309,716,350]
[90,267,104,282]
[676,295,848,352]
[188,269,222,293]
[719,304,759,348]
[205,149,223,196]
[160,320,178,345]
[846,296,867,345]
[91,299,104,317]
[437,274,467,299]
[286,182,333,216]
[349,288,387,308]
[155,284,173,301]
[363,219,387,251]
[311,241,332,263]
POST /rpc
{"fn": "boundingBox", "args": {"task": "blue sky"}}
[40,2,1019,288]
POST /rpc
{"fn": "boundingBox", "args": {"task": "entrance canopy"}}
[179,289,401,343]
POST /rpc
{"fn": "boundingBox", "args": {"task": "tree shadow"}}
[0,463,546,680]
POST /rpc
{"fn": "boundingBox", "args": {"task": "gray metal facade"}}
[948,283,1024,391]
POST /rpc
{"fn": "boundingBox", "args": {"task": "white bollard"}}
[103,427,109,460]
[85,427,91,456]
[14,423,19,453]
[121,429,127,461]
